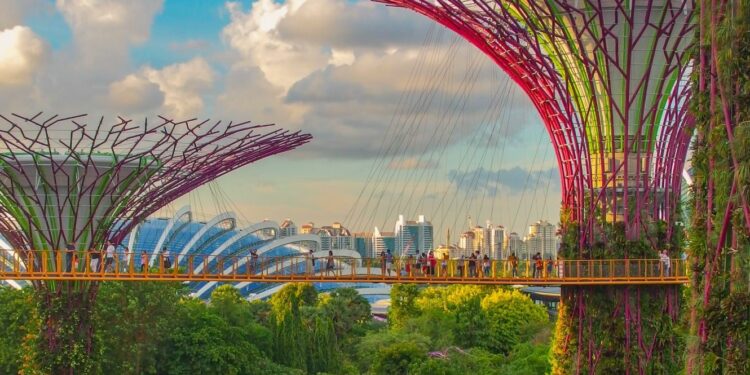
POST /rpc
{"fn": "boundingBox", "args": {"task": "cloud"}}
[223,0,329,91]
[388,158,438,170]
[275,0,432,49]
[108,74,163,112]
[3,0,165,114]
[108,58,214,117]
[448,166,560,195]
[0,26,47,87]
[0,0,48,30]
[216,64,302,124]
[56,0,163,46]
[146,58,215,117]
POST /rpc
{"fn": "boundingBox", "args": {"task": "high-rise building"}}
[372,227,396,256]
[485,221,506,259]
[318,222,353,250]
[459,231,475,256]
[394,214,433,256]
[353,232,374,258]
[507,232,525,259]
[528,220,557,260]
[279,219,297,237]
[471,226,485,253]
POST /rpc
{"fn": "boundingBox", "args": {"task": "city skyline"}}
[213,212,557,259]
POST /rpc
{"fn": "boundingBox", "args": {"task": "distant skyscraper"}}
[486,221,506,259]
[372,227,396,256]
[459,231,475,256]
[527,220,558,260]
[353,232,374,258]
[507,232,525,259]
[394,214,433,256]
[471,226,485,253]
[303,222,353,252]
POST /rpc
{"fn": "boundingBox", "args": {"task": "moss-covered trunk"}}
[687,1,750,373]
[551,217,685,374]
[552,286,683,374]
[35,283,98,374]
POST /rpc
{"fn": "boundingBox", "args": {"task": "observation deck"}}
[1,250,689,286]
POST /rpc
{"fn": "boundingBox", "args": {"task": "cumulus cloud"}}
[144,58,214,117]
[56,0,163,46]
[108,58,214,117]
[108,74,163,112]
[220,0,537,159]
[0,26,47,86]
[216,64,302,124]
[49,0,164,96]
[448,166,560,195]
[3,0,166,114]
[223,0,329,91]
[275,0,431,49]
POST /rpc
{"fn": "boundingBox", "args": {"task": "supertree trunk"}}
[687,1,750,373]
[373,1,695,373]
[34,283,98,373]
[0,113,311,371]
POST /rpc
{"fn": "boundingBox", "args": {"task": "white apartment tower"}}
[459,231,475,256]
[394,214,433,256]
[528,220,558,259]
[507,232,525,259]
[372,227,396,256]
[485,221,506,259]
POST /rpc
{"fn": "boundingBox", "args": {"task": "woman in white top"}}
[660,250,670,277]
[105,242,115,272]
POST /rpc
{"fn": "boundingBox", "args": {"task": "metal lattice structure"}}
[0,112,311,252]
[373,1,696,373]
[376,0,694,240]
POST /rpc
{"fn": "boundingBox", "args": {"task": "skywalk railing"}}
[0,249,689,285]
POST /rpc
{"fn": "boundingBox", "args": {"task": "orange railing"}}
[0,249,689,285]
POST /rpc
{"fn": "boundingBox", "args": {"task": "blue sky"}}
[0,0,561,237]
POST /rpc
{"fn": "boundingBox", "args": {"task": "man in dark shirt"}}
[65,242,75,272]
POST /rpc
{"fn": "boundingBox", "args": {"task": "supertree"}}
[0,112,311,373]
[687,1,750,373]
[374,1,695,373]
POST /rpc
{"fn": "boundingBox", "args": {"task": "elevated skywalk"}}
[0,250,689,286]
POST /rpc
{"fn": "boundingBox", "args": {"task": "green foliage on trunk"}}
[553,222,685,374]
[0,288,38,374]
[687,1,750,373]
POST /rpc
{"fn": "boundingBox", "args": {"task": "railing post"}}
[625,259,630,278]
[41,251,48,274]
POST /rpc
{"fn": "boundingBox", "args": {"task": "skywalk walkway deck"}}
[1,250,689,286]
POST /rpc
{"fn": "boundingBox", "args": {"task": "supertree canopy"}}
[0,113,310,251]
[376,0,694,236]
[0,112,311,372]
[375,1,694,373]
